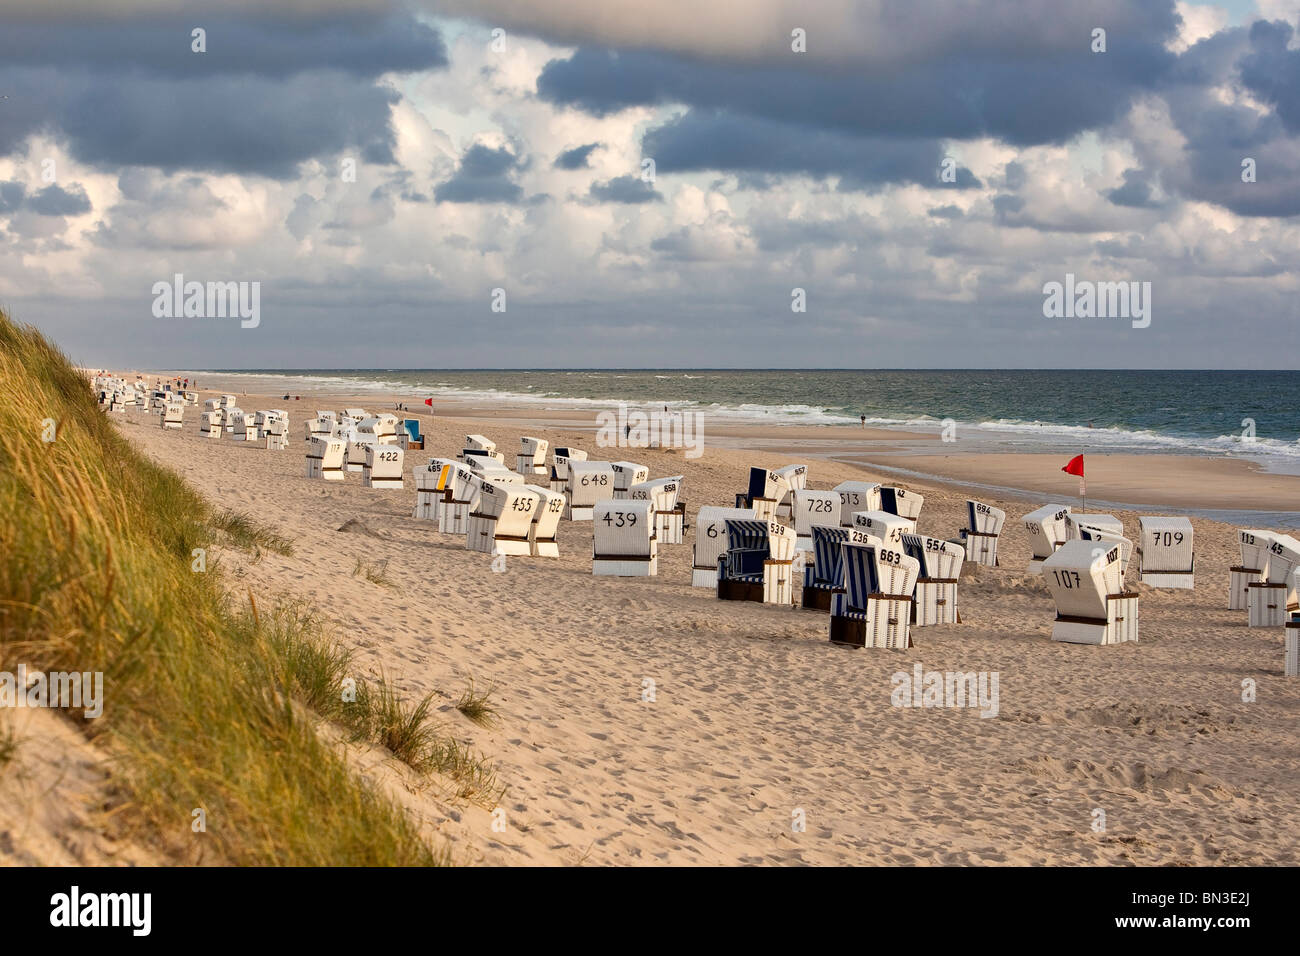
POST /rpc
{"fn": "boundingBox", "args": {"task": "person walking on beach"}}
[861,414,867,428]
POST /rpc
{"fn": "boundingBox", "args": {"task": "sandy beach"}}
[100,376,1300,865]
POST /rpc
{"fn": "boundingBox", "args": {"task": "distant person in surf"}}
[861,415,866,428]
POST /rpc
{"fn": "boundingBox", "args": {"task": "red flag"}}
[424,398,433,407]
[1061,454,1084,477]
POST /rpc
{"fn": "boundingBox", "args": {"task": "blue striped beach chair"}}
[829,538,920,648]
[901,532,963,626]
[800,525,848,611]
[717,519,795,604]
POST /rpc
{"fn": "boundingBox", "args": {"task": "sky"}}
[1,0,1298,369]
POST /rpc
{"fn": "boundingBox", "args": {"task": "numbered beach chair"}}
[1231,530,1276,611]
[691,506,755,588]
[304,416,333,441]
[611,461,650,500]
[305,437,346,481]
[229,409,257,441]
[413,459,459,522]
[525,485,565,557]
[1248,534,1300,628]
[1066,513,1123,541]
[462,434,505,464]
[264,416,289,450]
[1136,516,1194,588]
[735,467,791,521]
[341,407,368,421]
[565,461,616,521]
[851,510,912,547]
[879,486,923,527]
[363,445,404,489]
[592,499,657,576]
[957,500,1006,567]
[629,476,686,544]
[833,481,881,526]
[444,462,497,536]
[800,525,848,611]
[829,535,921,649]
[717,519,797,605]
[516,436,549,476]
[901,533,964,626]
[345,435,376,473]
[772,464,808,520]
[161,402,184,430]
[550,447,587,494]
[1072,521,1133,578]
[200,409,223,438]
[466,479,540,556]
[1022,504,1072,572]
[1041,540,1138,645]
[790,489,842,553]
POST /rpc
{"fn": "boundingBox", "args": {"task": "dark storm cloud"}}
[0,7,446,177]
[434,144,526,203]
[538,32,1177,148]
[0,180,92,216]
[1105,169,1160,208]
[642,111,979,190]
[1145,20,1300,218]
[587,175,660,203]
[1238,20,1300,134]
[554,143,600,169]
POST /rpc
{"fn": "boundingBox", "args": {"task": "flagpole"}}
[1081,445,1087,513]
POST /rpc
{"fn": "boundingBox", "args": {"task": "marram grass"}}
[0,311,447,865]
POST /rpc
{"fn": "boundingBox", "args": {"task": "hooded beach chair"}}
[1022,504,1072,572]
[879,486,923,526]
[1041,539,1138,645]
[736,467,793,521]
[342,407,368,421]
[229,409,257,441]
[525,485,565,557]
[790,489,842,553]
[161,402,184,430]
[629,475,686,544]
[800,525,849,611]
[462,434,504,464]
[305,437,346,481]
[901,532,964,626]
[399,419,424,451]
[1072,521,1133,578]
[1066,513,1123,541]
[717,519,797,605]
[772,464,808,521]
[851,510,912,547]
[565,460,616,521]
[200,409,222,438]
[363,445,404,489]
[264,416,289,450]
[516,436,548,476]
[414,458,473,531]
[345,434,376,473]
[1248,533,1300,628]
[550,447,587,494]
[611,461,650,500]
[955,499,1006,567]
[833,481,881,526]
[829,535,921,648]
[592,499,658,576]
[691,506,755,587]
[1231,529,1277,611]
[1137,516,1194,589]
[467,479,540,556]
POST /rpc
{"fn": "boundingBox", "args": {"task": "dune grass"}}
[0,311,447,865]
[455,678,499,728]
[213,508,294,557]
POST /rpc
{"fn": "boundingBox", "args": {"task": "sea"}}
[168,367,1300,470]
